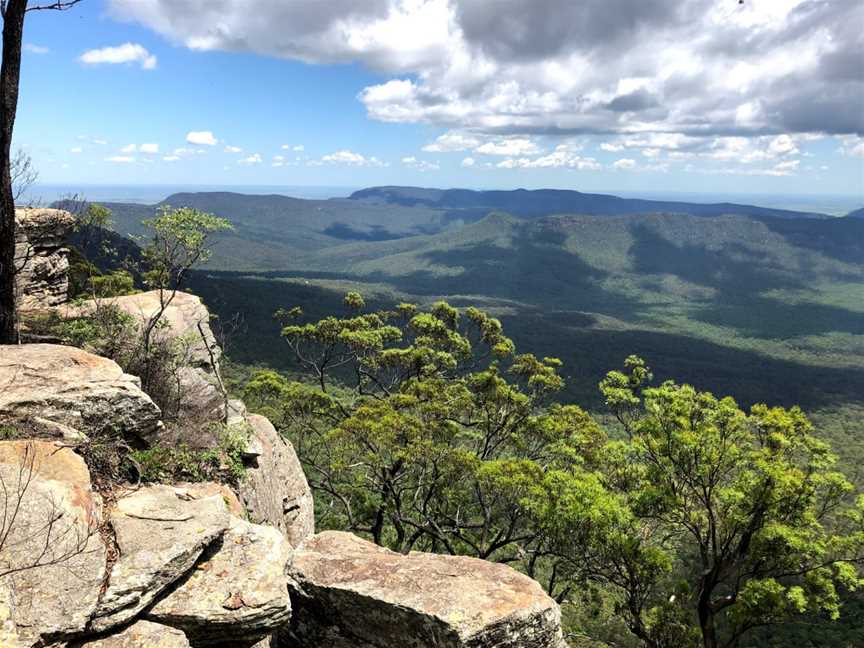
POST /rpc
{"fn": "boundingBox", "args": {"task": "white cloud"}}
[107,0,862,174]
[93,138,108,146]
[163,155,181,162]
[612,158,637,170]
[120,144,137,153]
[319,149,388,167]
[105,155,135,163]
[139,143,159,154]
[24,44,49,54]
[281,144,305,152]
[79,43,157,70]
[838,135,864,158]
[239,153,263,164]
[70,147,83,154]
[186,131,218,146]
[422,132,483,152]
[273,155,285,162]
[461,156,476,167]
[402,156,440,171]
[224,145,242,153]
[475,138,540,156]
[497,145,600,170]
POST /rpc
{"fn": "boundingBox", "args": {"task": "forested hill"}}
[847,206,864,219]
[349,186,831,220]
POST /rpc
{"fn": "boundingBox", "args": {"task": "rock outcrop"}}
[0,441,105,646]
[0,344,162,443]
[14,207,75,311]
[90,485,231,633]
[239,415,314,547]
[76,620,191,648]
[147,518,293,645]
[283,531,567,648]
[63,291,226,429]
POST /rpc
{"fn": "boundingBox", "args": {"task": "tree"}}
[137,205,231,393]
[535,357,864,648]
[1,0,83,344]
[244,296,605,562]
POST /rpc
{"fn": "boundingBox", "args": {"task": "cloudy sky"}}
[15,0,864,195]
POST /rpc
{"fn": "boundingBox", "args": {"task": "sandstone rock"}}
[0,441,106,646]
[90,485,230,633]
[173,481,245,517]
[63,291,226,427]
[75,620,190,648]
[147,517,292,646]
[239,414,314,546]
[0,344,162,444]
[15,208,74,311]
[283,531,565,648]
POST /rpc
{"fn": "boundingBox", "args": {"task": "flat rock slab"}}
[239,414,314,547]
[0,344,162,443]
[75,620,190,648]
[147,518,293,645]
[283,531,565,648]
[89,485,230,634]
[0,441,106,646]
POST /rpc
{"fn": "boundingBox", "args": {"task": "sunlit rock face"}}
[14,208,75,311]
[282,531,567,648]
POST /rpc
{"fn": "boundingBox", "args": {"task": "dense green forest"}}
[68,189,864,647]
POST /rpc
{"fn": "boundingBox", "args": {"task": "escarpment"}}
[0,229,567,647]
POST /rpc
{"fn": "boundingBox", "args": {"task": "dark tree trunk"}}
[0,1,28,344]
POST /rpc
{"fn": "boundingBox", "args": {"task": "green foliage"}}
[244,294,599,556]
[141,206,232,290]
[88,269,135,297]
[529,358,864,648]
[131,422,250,486]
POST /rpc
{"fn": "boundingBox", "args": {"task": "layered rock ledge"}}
[283,531,567,648]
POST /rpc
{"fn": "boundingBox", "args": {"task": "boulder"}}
[89,485,230,633]
[283,531,566,648]
[0,441,106,646]
[75,620,190,648]
[239,415,314,546]
[0,344,162,444]
[15,208,75,311]
[63,291,226,427]
[147,517,293,646]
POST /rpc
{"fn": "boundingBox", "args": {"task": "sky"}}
[14,0,864,196]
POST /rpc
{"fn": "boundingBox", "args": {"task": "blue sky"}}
[15,0,864,196]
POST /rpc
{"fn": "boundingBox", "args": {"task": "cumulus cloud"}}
[239,153,263,164]
[105,155,135,163]
[422,132,482,152]
[186,131,217,146]
[475,138,540,156]
[461,156,476,167]
[139,143,159,154]
[224,145,243,153]
[838,135,864,158]
[612,158,637,170]
[402,156,440,171]
[281,144,305,151]
[163,155,180,162]
[318,149,388,167]
[120,144,137,153]
[79,43,157,69]
[109,0,861,140]
[497,145,601,170]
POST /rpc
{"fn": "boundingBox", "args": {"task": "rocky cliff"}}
[14,208,75,311]
[0,278,566,646]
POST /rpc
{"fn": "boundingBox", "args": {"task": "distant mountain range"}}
[846,207,864,219]
[349,186,832,220]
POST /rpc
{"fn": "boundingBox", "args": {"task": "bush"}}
[131,422,250,486]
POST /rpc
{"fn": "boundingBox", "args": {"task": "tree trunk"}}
[0,1,28,344]
[698,589,718,648]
